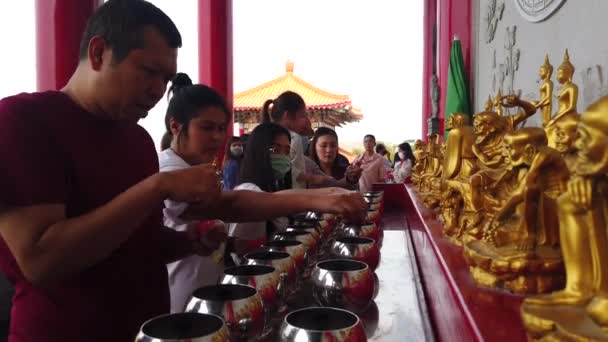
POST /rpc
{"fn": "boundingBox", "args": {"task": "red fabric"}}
[196,220,216,235]
[0,92,169,342]
[245,237,266,251]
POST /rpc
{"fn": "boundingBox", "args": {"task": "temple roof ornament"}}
[234,61,363,130]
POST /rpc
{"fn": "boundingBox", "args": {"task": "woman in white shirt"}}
[160,73,368,312]
[393,142,416,183]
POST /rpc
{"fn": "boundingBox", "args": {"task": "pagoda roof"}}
[234,61,363,125]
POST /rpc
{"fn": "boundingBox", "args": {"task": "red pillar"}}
[437,0,472,139]
[198,0,233,165]
[421,0,437,140]
[35,0,102,91]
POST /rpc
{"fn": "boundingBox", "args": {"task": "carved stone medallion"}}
[513,0,567,22]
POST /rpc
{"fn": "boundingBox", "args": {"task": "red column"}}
[35,0,102,91]
[198,0,233,165]
[421,0,437,140]
[437,0,472,139]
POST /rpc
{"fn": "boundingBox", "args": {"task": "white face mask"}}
[230,145,243,157]
[398,151,406,160]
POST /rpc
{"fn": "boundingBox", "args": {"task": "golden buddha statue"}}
[411,140,427,188]
[553,113,580,173]
[545,49,579,149]
[418,134,444,208]
[484,95,494,112]
[521,96,608,341]
[536,54,554,126]
[441,113,477,236]
[464,127,568,294]
[443,113,477,181]
[444,111,511,239]
[445,103,539,241]
[493,89,504,116]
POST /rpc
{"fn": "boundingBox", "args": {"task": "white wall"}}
[473,0,608,126]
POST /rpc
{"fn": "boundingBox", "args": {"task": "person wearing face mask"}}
[227,123,365,255]
[393,142,416,183]
[159,75,368,312]
[223,136,244,190]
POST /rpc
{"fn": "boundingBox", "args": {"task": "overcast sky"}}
[0,0,422,150]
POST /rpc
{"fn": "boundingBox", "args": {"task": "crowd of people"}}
[0,1,415,341]
[223,112,417,194]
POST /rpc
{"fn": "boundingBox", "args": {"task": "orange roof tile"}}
[350,107,363,119]
[234,61,352,111]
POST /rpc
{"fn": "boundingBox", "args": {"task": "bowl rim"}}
[244,250,291,261]
[283,306,362,332]
[139,312,225,340]
[191,283,258,301]
[315,258,369,272]
[334,236,376,245]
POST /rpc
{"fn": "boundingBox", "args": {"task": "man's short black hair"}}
[78,0,182,63]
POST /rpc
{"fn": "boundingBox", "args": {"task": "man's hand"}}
[161,163,222,206]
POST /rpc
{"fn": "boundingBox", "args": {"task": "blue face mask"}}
[270,154,292,180]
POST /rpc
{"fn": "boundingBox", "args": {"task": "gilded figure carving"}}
[537,54,554,125]
[545,49,579,149]
[417,135,444,208]
[441,113,477,236]
[411,140,427,189]
[464,127,567,294]
[521,96,608,341]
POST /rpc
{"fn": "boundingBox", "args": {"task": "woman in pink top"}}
[353,134,387,193]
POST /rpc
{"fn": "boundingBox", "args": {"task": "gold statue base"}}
[521,302,608,341]
[463,241,564,294]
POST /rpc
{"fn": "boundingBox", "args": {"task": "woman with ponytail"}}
[262,91,332,188]
[159,72,233,312]
[159,74,368,312]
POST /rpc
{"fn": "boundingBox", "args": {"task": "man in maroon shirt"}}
[0,1,369,341]
[0,1,226,341]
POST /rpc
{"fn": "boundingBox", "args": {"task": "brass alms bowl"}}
[339,221,381,242]
[243,250,297,296]
[262,240,308,273]
[185,284,264,341]
[311,259,376,313]
[278,307,367,342]
[136,312,230,342]
[330,236,381,271]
